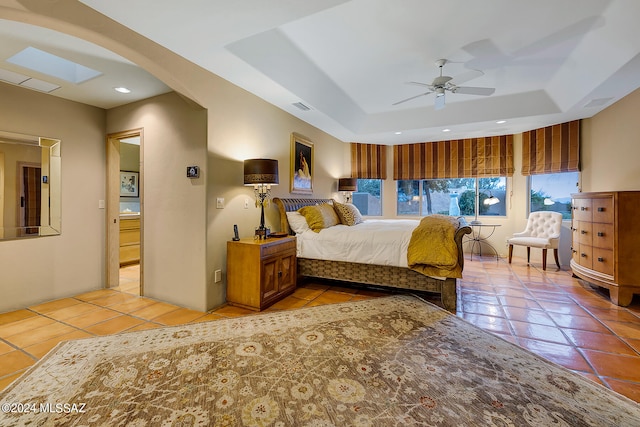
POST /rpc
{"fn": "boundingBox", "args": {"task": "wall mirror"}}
[0,130,61,240]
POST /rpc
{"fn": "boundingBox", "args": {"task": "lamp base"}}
[255,227,270,240]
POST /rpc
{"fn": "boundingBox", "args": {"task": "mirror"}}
[0,130,61,240]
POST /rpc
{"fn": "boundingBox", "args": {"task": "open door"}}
[106,129,143,293]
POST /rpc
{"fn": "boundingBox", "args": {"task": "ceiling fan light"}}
[435,87,445,97]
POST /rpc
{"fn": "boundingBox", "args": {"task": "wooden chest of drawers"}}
[226,236,297,311]
[571,191,640,306]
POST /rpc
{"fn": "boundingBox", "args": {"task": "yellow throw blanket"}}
[407,214,462,279]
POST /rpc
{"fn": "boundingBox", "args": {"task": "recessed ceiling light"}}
[496,120,506,124]
[394,131,402,135]
[442,128,451,132]
[114,87,131,94]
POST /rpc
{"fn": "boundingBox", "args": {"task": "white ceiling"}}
[3,0,640,144]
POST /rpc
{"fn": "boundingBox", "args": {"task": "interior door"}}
[106,129,143,292]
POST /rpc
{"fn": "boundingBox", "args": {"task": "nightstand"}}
[226,236,297,311]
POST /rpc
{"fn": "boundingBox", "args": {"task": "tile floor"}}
[1,256,639,404]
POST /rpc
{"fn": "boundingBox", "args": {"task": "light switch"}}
[244,198,250,209]
[216,197,224,209]
[98,200,105,209]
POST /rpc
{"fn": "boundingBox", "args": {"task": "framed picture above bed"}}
[290,133,313,194]
[120,171,139,197]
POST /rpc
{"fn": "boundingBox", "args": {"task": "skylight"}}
[7,46,102,84]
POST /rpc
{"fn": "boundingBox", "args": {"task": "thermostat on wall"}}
[186,166,199,178]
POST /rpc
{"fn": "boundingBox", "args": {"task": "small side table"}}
[226,236,297,311]
[466,224,501,261]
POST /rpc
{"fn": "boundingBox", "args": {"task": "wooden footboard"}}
[273,197,471,312]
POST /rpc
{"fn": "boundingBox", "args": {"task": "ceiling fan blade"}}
[406,81,433,88]
[392,91,433,106]
[451,86,495,96]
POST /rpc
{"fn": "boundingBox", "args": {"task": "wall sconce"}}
[244,159,279,239]
[338,178,357,203]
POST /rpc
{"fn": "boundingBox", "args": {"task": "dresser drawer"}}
[592,197,614,224]
[592,223,614,250]
[576,221,592,246]
[592,248,614,276]
[572,198,592,222]
[577,244,592,270]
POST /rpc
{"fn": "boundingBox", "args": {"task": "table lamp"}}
[244,159,279,238]
[338,178,357,203]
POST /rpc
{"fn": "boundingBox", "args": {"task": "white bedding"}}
[295,219,420,268]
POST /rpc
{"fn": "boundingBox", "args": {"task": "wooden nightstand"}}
[226,236,297,311]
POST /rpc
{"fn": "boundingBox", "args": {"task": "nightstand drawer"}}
[261,238,296,257]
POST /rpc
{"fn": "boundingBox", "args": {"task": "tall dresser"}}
[571,191,640,306]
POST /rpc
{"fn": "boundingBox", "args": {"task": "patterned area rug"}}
[1,295,639,426]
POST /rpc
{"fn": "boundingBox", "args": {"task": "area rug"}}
[1,296,639,426]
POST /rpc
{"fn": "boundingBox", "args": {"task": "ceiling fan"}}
[393,59,495,110]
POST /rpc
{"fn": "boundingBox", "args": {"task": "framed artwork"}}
[120,171,139,197]
[290,133,314,194]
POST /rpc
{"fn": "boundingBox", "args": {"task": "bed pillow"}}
[333,199,363,226]
[298,203,340,232]
[286,211,310,234]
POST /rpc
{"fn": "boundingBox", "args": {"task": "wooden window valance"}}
[393,135,514,180]
[521,120,580,176]
[350,143,387,179]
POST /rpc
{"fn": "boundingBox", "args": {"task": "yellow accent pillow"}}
[333,199,363,226]
[298,203,340,232]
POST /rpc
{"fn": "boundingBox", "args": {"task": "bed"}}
[273,198,471,312]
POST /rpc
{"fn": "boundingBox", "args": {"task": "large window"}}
[397,178,507,219]
[529,172,578,219]
[353,179,382,216]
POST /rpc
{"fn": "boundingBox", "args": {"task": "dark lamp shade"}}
[338,178,357,192]
[244,159,279,185]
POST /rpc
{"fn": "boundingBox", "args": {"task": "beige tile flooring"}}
[1,257,640,404]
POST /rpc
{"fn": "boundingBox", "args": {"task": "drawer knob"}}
[581,253,587,257]
[597,257,604,262]
[581,206,587,211]
[597,207,605,212]
[581,230,587,234]
[597,232,604,237]
[571,227,576,231]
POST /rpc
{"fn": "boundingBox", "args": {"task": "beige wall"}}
[0,82,106,313]
[581,88,640,192]
[107,93,208,311]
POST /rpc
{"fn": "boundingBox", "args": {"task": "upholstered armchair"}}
[508,211,563,270]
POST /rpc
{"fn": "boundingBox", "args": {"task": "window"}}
[397,178,507,219]
[529,172,578,219]
[353,179,382,216]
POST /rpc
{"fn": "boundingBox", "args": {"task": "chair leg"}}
[526,247,531,264]
[542,248,547,270]
[508,244,513,264]
[554,248,560,269]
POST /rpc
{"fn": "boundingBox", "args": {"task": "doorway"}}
[106,129,143,295]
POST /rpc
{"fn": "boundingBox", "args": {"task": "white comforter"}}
[296,219,420,268]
